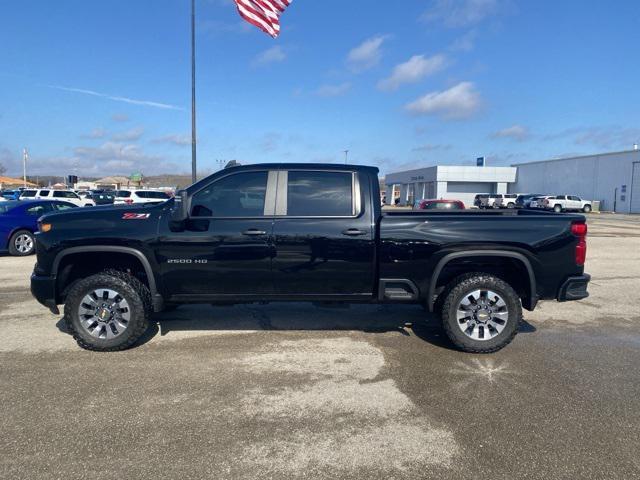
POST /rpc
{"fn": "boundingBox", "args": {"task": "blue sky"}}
[1,0,639,178]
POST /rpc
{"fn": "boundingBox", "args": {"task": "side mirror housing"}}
[171,190,189,223]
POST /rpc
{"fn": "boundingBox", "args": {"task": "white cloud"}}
[491,125,530,141]
[422,0,501,28]
[412,144,453,152]
[46,84,183,110]
[405,82,481,119]
[112,126,145,142]
[153,134,191,146]
[449,30,477,52]
[378,54,448,91]
[252,46,287,67]
[315,82,352,97]
[81,128,107,139]
[111,114,129,122]
[347,35,388,72]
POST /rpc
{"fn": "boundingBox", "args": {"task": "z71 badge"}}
[122,213,151,220]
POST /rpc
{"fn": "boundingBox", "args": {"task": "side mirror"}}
[171,190,189,222]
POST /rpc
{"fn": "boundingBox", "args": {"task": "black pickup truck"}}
[31,163,590,353]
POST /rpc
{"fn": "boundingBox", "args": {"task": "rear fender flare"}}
[427,250,537,311]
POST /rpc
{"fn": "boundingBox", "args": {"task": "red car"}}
[414,199,466,210]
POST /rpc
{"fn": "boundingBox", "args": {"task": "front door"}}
[271,170,376,298]
[157,170,275,298]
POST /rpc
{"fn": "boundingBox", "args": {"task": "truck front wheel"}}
[64,272,150,351]
[440,273,521,353]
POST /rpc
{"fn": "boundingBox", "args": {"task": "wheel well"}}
[433,256,533,308]
[56,252,150,302]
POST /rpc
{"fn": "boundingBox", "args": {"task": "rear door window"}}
[20,190,37,198]
[286,171,353,217]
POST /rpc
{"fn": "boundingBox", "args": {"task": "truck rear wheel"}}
[64,272,150,351]
[440,273,521,353]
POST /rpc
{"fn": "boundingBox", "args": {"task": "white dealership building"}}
[384,165,518,208]
[510,149,640,213]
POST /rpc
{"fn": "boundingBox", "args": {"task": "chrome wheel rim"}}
[456,289,509,341]
[78,289,131,340]
[15,234,34,254]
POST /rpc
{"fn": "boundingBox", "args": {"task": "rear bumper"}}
[557,274,590,302]
[30,273,59,314]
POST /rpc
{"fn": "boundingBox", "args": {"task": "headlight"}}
[39,222,52,233]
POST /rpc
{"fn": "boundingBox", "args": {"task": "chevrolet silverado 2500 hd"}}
[31,164,590,353]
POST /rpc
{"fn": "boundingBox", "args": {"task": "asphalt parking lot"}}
[1,214,640,480]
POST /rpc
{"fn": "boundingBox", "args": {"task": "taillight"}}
[125,199,134,204]
[571,222,587,266]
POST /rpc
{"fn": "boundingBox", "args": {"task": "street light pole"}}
[22,148,28,188]
[191,0,197,184]
[343,149,349,165]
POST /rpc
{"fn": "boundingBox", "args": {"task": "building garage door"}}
[631,163,640,214]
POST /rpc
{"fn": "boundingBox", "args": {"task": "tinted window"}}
[505,194,517,198]
[489,194,502,199]
[137,191,168,199]
[287,171,353,217]
[569,196,581,201]
[53,191,78,199]
[424,202,462,210]
[52,202,77,211]
[192,171,268,217]
[26,204,49,215]
[116,191,132,198]
[39,190,50,196]
[20,190,37,198]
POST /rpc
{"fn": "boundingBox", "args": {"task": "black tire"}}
[553,204,562,213]
[8,229,35,256]
[507,202,515,209]
[583,204,592,213]
[64,271,151,351]
[440,273,521,353]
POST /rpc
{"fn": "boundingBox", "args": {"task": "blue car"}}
[0,200,77,256]
[1,190,21,201]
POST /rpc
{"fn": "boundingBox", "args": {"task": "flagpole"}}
[190,0,197,183]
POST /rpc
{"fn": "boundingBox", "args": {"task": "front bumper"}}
[557,274,591,302]
[30,273,59,314]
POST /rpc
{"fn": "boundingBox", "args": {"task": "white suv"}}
[542,195,592,213]
[493,194,519,209]
[113,190,170,205]
[20,189,95,207]
[480,194,514,209]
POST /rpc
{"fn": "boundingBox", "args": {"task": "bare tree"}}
[0,163,7,176]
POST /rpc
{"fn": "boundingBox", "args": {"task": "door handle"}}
[242,229,267,236]
[341,228,367,237]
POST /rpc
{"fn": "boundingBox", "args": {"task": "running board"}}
[378,279,419,302]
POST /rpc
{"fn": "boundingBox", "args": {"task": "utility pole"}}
[191,0,197,183]
[343,150,349,165]
[22,148,28,187]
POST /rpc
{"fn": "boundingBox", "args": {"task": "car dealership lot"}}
[1,214,640,479]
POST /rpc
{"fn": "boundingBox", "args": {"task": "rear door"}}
[271,169,375,297]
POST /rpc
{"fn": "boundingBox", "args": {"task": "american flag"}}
[234,0,293,39]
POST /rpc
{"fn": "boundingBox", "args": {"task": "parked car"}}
[473,194,489,208]
[1,200,77,255]
[414,199,465,210]
[113,190,171,205]
[542,195,592,213]
[529,196,553,209]
[85,190,115,205]
[493,194,519,209]
[28,189,96,207]
[479,194,511,209]
[1,190,22,201]
[515,194,545,209]
[32,163,590,354]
